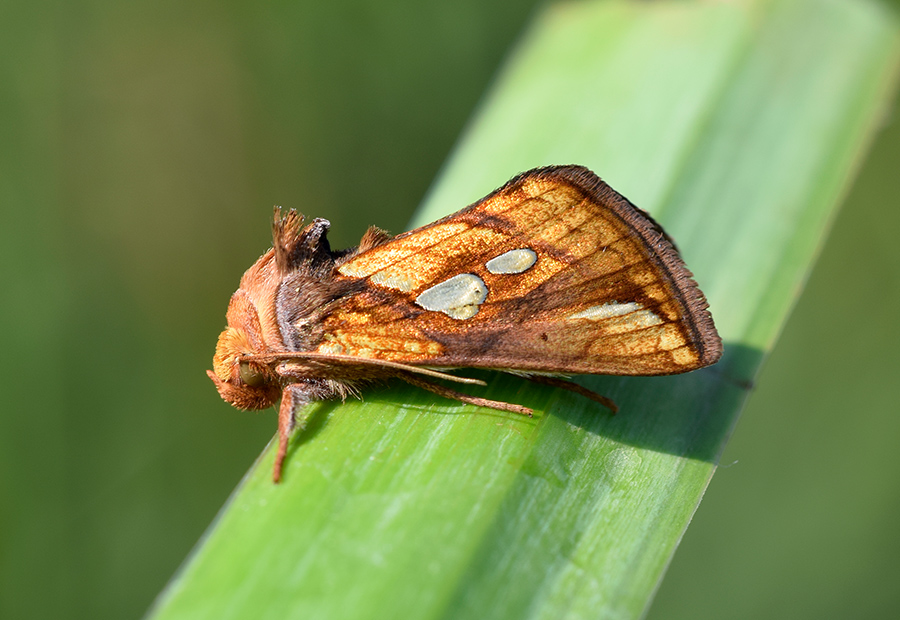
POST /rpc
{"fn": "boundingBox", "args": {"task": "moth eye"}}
[239,361,266,387]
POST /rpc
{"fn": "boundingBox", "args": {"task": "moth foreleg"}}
[401,374,533,417]
[524,375,618,413]
[273,385,309,483]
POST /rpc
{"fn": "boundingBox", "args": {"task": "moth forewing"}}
[323,165,720,376]
[209,165,722,482]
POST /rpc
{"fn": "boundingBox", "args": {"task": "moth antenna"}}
[245,351,487,386]
[401,374,533,417]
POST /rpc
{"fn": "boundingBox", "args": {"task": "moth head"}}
[207,291,282,411]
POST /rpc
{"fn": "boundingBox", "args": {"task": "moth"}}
[208,165,722,482]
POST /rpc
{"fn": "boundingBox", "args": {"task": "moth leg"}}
[525,375,618,413]
[402,374,533,417]
[273,385,308,483]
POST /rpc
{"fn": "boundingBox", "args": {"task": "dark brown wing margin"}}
[500,165,723,366]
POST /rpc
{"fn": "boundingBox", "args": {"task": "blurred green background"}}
[1,1,897,619]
